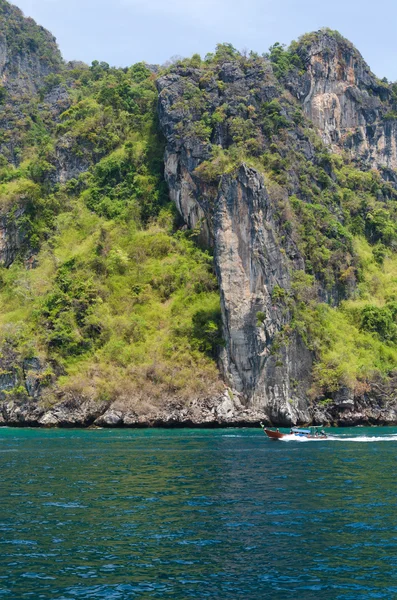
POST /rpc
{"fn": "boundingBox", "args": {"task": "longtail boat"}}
[263,428,285,440]
[260,423,327,440]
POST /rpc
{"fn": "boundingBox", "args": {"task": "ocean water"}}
[0,427,397,600]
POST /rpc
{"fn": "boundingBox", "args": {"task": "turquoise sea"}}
[0,427,397,599]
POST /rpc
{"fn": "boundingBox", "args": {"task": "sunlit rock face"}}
[286,31,397,172]
[157,64,313,425]
[214,165,312,425]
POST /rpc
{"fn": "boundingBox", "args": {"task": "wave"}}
[281,434,397,443]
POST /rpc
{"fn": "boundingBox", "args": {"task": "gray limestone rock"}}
[157,62,314,425]
[0,207,26,267]
[287,30,397,171]
[214,165,311,424]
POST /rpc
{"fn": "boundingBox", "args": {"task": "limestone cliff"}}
[157,41,397,426]
[286,30,397,173]
[0,0,62,95]
[214,165,313,424]
[156,56,336,425]
[0,1,65,266]
[1,7,397,427]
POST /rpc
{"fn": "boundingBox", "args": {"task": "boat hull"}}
[263,428,327,440]
[264,429,286,440]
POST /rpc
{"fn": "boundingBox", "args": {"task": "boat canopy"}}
[291,428,311,434]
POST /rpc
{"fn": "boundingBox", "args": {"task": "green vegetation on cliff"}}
[0,56,222,405]
[0,0,62,70]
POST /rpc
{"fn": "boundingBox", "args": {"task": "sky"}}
[12,0,397,80]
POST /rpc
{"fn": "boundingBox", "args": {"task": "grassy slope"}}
[0,58,223,405]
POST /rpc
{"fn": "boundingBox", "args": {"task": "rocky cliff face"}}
[0,2,67,266]
[157,59,278,247]
[157,58,321,425]
[0,208,25,266]
[0,0,62,96]
[214,165,312,424]
[286,31,397,172]
[157,40,397,426]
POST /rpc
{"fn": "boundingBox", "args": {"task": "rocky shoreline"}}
[1,389,397,428]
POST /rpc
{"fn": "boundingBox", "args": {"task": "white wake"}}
[280,433,397,443]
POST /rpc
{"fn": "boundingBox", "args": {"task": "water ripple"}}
[0,426,397,599]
